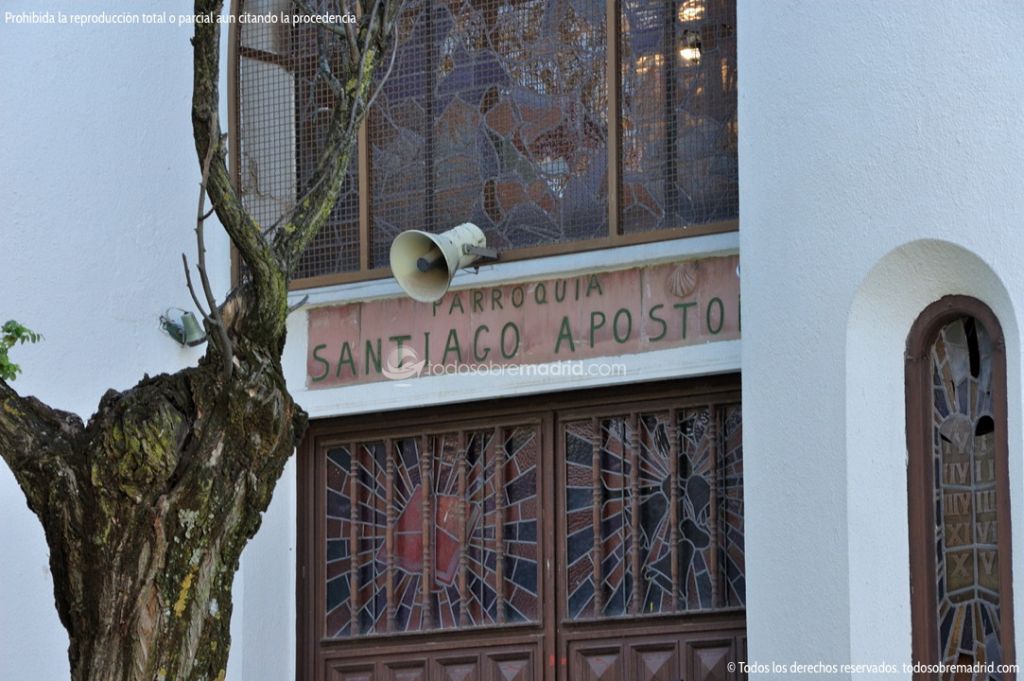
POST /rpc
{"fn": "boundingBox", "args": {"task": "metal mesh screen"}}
[236,0,737,282]
[368,0,608,269]
[292,2,362,278]
[620,0,737,232]
[237,5,297,260]
[238,0,361,280]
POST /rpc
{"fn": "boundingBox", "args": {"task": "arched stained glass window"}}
[906,296,1015,676]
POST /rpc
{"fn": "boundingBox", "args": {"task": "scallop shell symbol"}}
[668,261,700,298]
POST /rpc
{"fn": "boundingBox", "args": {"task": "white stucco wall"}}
[739,1,1024,678]
[0,2,233,679]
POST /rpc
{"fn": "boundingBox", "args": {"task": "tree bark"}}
[6,351,304,681]
[0,1,401,679]
[2,344,305,681]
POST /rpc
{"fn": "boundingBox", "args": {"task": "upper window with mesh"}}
[236,0,737,286]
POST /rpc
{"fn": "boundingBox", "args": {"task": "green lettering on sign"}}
[500,322,520,359]
[473,325,491,361]
[613,308,632,344]
[554,280,567,303]
[442,329,463,364]
[706,297,724,335]
[674,302,697,339]
[555,317,575,354]
[389,335,412,364]
[649,304,668,342]
[336,342,356,378]
[311,344,330,382]
[365,339,382,374]
[589,311,606,348]
[534,283,548,305]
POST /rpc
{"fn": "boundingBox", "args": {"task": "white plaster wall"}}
[739,0,1024,678]
[0,2,233,679]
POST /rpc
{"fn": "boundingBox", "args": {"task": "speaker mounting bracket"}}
[462,244,500,261]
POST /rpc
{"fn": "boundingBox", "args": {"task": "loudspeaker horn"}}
[389,222,492,303]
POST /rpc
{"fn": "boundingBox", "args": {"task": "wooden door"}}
[298,378,746,681]
[554,401,745,681]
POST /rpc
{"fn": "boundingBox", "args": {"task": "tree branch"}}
[192,0,288,341]
[0,380,84,516]
[182,254,212,320]
[193,128,234,379]
[273,0,401,269]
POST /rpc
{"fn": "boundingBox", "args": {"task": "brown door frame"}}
[297,374,743,681]
[905,295,1015,676]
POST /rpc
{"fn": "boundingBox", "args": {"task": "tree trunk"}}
[2,342,306,681]
[0,0,402,678]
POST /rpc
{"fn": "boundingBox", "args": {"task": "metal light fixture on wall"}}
[160,309,207,347]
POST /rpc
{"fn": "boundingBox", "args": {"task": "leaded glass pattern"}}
[368,0,609,268]
[719,403,744,606]
[238,1,739,282]
[238,8,300,267]
[930,317,1005,674]
[325,424,541,638]
[563,403,744,621]
[620,0,738,232]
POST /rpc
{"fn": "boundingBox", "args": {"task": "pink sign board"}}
[307,255,740,387]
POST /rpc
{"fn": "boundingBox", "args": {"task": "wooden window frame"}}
[905,295,1015,672]
[229,1,739,291]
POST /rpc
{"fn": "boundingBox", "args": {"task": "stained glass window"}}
[237,0,739,284]
[237,0,363,281]
[368,0,609,268]
[563,403,744,620]
[908,299,1016,677]
[929,317,1006,672]
[325,425,541,638]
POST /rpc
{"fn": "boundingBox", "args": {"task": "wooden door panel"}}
[569,645,622,681]
[383,662,427,681]
[484,650,536,681]
[305,379,746,681]
[562,623,743,681]
[433,656,479,681]
[688,639,734,681]
[327,664,374,681]
[325,641,539,681]
[630,643,677,681]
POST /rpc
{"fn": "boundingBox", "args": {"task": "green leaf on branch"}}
[1,320,43,381]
